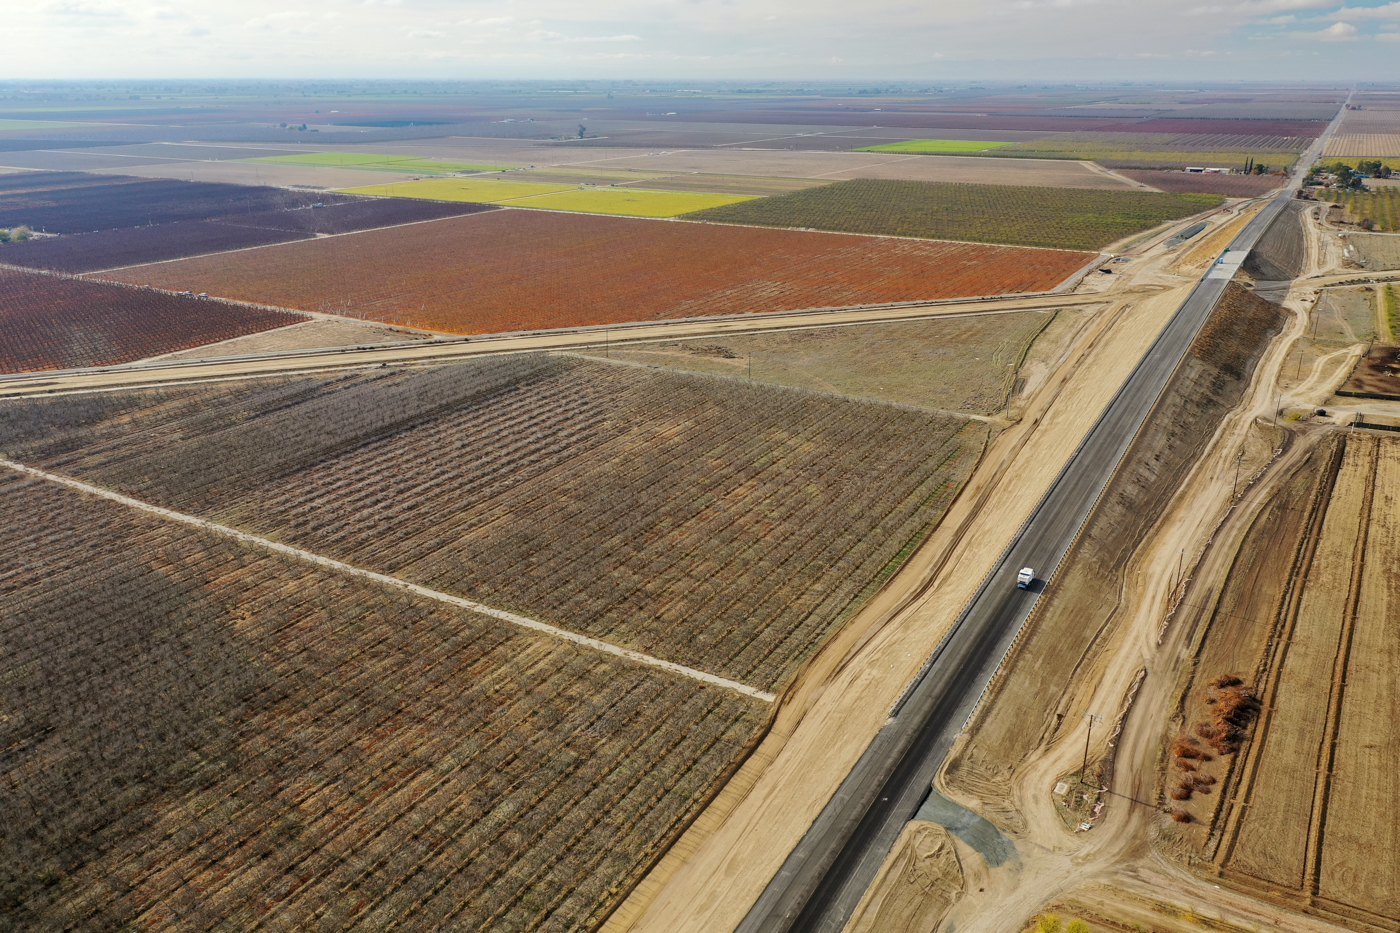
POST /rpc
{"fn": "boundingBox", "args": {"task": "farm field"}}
[1119,170,1285,197]
[1182,434,1400,930]
[986,132,1305,170]
[1347,232,1400,271]
[0,471,764,933]
[1336,344,1400,400]
[0,172,357,233]
[0,221,309,273]
[344,177,754,217]
[853,140,1011,153]
[343,176,579,201]
[1323,135,1400,157]
[0,198,494,273]
[686,179,1220,251]
[0,355,988,691]
[99,210,1095,335]
[583,310,1054,414]
[247,150,511,172]
[0,268,300,373]
[1318,186,1400,231]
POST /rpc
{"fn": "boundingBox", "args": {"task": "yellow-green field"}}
[855,140,1013,153]
[342,177,755,217]
[504,187,754,217]
[248,152,511,173]
[343,178,582,202]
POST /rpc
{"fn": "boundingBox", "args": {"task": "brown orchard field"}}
[1121,170,1285,198]
[97,209,1095,335]
[1,354,987,692]
[1166,434,1400,930]
[0,472,764,933]
[0,267,300,374]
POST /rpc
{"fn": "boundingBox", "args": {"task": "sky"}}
[5,0,1400,80]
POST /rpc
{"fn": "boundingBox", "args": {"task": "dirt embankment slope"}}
[944,283,1287,821]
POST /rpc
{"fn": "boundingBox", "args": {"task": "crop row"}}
[0,267,299,373]
[1317,186,1400,232]
[687,179,1222,251]
[99,209,1093,335]
[0,172,358,234]
[0,193,492,274]
[0,472,763,932]
[3,355,988,690]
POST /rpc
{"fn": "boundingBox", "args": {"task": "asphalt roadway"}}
[734,99,1350,933]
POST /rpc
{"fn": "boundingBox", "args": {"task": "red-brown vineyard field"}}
[99,210,1096,335]
[0,472,764,933]
[0,268,300,373]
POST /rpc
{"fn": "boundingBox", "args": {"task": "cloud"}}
[1307,20,1359,39]
[405,28,444,38]
[1184,48,1218,56]
[1330,2,1400,19]
[1265,14,1295,23]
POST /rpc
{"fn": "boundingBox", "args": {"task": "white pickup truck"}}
[1016,567,1035,589]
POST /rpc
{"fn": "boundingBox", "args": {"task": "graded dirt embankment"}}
[608,284,1190,933]
[943,284,1287,823]
[842,823,964,933]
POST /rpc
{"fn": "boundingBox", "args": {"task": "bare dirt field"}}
[942,284,1286,822]
[1336,343,1400,399]
[153,318,429,361]
[91,160,411,190]
[342,143,1139,189]
[579,310,1056,414]
[0,470,765,933]
[1169,433,1400,930]
[1346,232,1400,271]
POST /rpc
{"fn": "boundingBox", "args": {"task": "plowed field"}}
[98,211,1093,335]
[1174,434,1400,930]
[0,268,299,373]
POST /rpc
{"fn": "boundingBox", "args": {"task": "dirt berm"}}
[943,283,1287,822]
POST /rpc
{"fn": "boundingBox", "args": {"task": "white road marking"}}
[1,458,776,703]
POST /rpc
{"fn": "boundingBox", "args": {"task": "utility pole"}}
[748,352,752,382]
[605,328,609,358]
[1080,711,1104,784]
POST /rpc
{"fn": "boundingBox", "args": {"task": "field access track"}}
[96,209,1096,336]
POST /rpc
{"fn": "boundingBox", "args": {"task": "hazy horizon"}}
[8,1,1400,82]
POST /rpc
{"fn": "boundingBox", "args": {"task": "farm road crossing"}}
[0,458,777,703]
[0,291,1108,397]
[734,93,1349,933]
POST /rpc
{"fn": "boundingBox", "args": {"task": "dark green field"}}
[683,179,1223,251]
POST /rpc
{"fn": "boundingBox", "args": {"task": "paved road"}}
[735,96,1350,933]
[0,291,1101,398]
